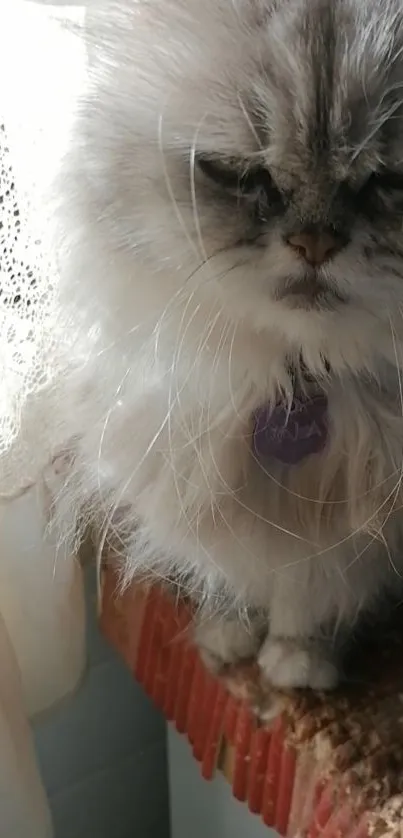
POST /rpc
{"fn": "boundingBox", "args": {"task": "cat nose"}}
[286,231,343,265]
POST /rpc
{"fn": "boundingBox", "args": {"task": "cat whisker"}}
[351,95,403,163]
[237,93,263,150]
[189,113,210,266]
[158,107,202,263]
[166,301,223,567]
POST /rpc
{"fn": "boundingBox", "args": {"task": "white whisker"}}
[189,113,210,265]
[237,93,263,150]
[158,107,202,263]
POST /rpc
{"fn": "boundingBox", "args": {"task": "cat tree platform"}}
[100,570,403,838]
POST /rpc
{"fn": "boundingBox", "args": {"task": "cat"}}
[54,0,403,689]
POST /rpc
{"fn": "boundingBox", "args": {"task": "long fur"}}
[50,0,403,684]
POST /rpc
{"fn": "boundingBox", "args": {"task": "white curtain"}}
[0,3,88,834]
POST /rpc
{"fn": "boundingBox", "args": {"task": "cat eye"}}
[197,156,285,227]
[355,169,403,219]
[369,170,403,192]
[197,156,281,203]
[197,156,245,190]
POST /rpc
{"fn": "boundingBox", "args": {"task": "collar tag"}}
[253,392,328,465]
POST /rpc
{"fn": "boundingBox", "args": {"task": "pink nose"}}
[286,231,342,265]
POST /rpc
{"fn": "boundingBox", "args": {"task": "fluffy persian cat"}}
[55,0,403,689]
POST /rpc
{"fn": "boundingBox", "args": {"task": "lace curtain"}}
[0,4,88,835]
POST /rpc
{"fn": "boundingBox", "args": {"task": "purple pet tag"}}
[253,392,328,465]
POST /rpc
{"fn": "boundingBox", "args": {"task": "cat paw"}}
[258,637,339,690]
[195,617,260,673]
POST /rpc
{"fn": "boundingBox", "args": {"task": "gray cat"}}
[55,0,403,689]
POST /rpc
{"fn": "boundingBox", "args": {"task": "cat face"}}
[85,0,403,364]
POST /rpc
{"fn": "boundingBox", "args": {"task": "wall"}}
[168,728,276,838]
[33,569,170,838]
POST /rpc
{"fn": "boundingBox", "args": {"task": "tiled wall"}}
[33,570,170,838]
